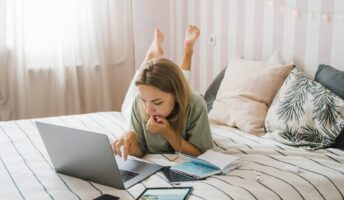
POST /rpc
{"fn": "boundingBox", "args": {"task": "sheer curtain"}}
[0,0,135,120]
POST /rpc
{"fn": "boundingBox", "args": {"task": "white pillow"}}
[121,70,141,128]
[267,50,287,65]
[208,51,291,135]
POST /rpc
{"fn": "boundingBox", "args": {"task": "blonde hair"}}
[135,58,192,151]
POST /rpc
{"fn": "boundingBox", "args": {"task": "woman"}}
[113,26,213,160]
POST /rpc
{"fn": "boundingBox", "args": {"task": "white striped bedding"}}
[1,112,343,200]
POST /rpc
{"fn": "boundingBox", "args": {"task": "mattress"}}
[1,112,343,199]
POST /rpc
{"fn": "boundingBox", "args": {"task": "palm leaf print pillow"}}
[265,67,344,150]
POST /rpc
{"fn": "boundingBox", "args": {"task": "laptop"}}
[36,122,163,189]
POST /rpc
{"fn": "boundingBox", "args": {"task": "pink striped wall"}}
[133,0,344,93]
[293,0,307,68]
[318,0,335,65]
[254,1,264,60]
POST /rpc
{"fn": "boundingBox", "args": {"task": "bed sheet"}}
[1,112,343,200]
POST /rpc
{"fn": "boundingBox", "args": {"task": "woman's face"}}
[137,84,175,118]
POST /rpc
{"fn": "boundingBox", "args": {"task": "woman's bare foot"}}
[146,29,164,61]
[184,25,200,49]
[180,25,200,71]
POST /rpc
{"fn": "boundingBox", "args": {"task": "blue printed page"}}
[170,162,221,178]
[177,150,239,172]
[177,153,219,169]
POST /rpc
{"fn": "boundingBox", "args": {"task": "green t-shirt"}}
[131,92,214,154]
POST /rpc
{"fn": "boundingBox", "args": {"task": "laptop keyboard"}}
[162,167,200,182]
[120,170,138,182]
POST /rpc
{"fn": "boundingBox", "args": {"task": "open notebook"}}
[170,150,240,179]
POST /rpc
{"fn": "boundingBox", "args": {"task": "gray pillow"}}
[203,66,227,112]
[315,64,344,99]
[315,64,344,150]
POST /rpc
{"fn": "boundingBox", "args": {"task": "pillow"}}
[265,67,344,150]
[314,64,344,149]
[267,50,287,65]
[121,70,141,128]
[203,66,227,112]
[208,57,293,135]
[315,64,344,100]
[203,50,286,113]
[333,131,344,149]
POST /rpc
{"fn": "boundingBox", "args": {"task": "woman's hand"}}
[145,116,172,137]
[112,131,143,160]
[146,116,202,157]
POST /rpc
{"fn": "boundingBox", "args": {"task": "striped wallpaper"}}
[133,0,344,93]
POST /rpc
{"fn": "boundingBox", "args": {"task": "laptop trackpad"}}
[119,169,138,182]
[115,157,163,188]
[116,157,151,173]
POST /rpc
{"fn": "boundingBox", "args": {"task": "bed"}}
[1,111,344,200]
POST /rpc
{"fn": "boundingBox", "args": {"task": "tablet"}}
[136,187,193,200]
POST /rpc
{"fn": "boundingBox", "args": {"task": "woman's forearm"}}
[164,129,201,157]
[130,146,144,158]
[127,131,145,158]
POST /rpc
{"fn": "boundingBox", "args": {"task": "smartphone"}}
[93,194,119,200]
[136,187,193,200]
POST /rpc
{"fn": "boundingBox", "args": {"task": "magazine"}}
[170,150,240,179]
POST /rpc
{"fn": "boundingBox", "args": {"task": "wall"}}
[132,0,344,93]
[132,0,171,68]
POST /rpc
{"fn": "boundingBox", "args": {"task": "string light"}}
[293,8,300,17]
[322,13,330,23]
[263,0,344,23]
[280,4,286,12]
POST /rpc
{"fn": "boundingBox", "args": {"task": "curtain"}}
[0,0,135,120]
